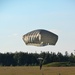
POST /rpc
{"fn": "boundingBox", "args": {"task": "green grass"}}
[44,62,75,67]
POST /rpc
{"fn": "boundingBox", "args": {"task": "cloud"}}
[8,33,19,38]
[12,33,18,36]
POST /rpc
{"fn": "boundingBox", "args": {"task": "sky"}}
[0,0,75,54]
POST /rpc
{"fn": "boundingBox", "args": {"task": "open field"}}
[0,66,75,75]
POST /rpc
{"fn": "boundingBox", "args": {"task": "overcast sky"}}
[0,0,75,54]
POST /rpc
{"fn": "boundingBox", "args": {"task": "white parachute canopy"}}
[38,57,43,60]
[23,29,58,46]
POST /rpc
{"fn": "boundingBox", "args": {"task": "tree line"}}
[0,51,75,66]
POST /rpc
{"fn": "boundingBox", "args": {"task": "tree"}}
[69,53,75,63]
[57,52,64,62]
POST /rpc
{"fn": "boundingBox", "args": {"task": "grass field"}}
[0,66,75,75]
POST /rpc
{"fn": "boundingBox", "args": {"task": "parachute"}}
[37,57,43,70]
[23,29,58,46]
